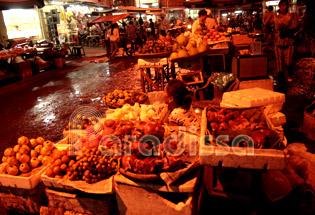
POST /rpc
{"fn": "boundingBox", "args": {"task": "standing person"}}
[274,0,299,91]
[264,6,275,33]
[192,9,207,35]
[149,19,155,39]
[126,21,140,54]
[160,16,168,36]
[205,9,218,30]
[108,23,120,59]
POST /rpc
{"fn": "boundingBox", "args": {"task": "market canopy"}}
[89,14,138,24]
[118,6,162,13]
[0,0,44,10]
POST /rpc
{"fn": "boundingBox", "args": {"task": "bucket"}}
[118,48,124,56]
[54,58,63,69]
[302,101,315,140]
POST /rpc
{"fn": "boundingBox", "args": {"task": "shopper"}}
[159,16,168,36]
[264,6,275,33]
[149,19,156,39]
[108,23,120,59]
[205,9,217,30]
[126,21,140,53]
[163,79,201,133]
[274,0,299,91]
[192,9,207,35]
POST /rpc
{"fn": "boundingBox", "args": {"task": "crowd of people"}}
[85,0,307,93]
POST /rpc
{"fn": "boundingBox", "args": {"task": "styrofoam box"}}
[268,112,286,127]
[221,88,285,108]
[0,164,48,189]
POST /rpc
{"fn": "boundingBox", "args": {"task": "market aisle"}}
[0,56,140,157]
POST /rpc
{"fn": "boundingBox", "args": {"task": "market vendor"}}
[163,79,201,134]
[192,9,208,36]
[205,9,218,30]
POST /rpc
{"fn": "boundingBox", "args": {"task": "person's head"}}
[198,9,207,22]
[279,0,289,14]
[164,79,192,110]
[255,14,260,19]
[129,21,133,25]
[268,6,274,12]
[206,9,212,16]
[149,18,152,22]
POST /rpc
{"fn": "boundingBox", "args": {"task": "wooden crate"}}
[45,188,118,215]
[239,78,274,91]
[114,168,202,215]
[0,183,47,214]
[0,164,48,189]
[199,108,288,170]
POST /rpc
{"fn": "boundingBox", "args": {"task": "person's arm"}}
[192,21,197,34]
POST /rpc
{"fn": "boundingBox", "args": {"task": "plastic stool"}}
[73,46,85,58]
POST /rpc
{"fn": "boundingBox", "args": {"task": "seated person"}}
[163,79,201,135]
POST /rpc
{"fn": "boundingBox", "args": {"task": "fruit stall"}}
[0,81,304,215]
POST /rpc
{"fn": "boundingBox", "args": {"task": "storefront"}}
[2,8,43,40]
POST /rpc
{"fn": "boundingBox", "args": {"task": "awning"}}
[91,9,123,16]
[89,14,138,24]
[119,6,162,13]
[0,0,44,10]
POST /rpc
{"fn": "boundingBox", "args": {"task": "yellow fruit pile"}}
[102,89,148,108]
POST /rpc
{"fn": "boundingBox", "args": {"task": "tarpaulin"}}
[0,0,44,10]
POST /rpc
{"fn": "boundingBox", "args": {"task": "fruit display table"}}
[138,57,170,92]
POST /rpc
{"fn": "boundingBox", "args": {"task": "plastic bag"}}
[211,72,236,91]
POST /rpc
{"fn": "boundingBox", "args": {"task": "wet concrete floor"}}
[0,47,140,156]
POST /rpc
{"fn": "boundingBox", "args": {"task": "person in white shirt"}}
[192,9,207,35]
[108,23,120,59]
[205,9,218,30]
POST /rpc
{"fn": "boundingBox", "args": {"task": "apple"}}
[15,152,22,161]
[41,146,52,156]
[19,163,30,173]
[42,156,52,166]
[43,140,54,149]
[210,36,215,39]
[30,150,38,158]
[0,163,9,174]
[35,145,43,154]
[17,136,29,145]
[210,29,215,33]
[215,35,220,38]
[7,156,18,166]
[19,145,30,154]
[2,156,7,163]
[38,155,44,163]
[30,157,40,168]
[207,32,211,37]
[36,137,45,145]
[4,148,14,157]
[45,167,54,177]
[7,165,19,176]
[13,145,20,153]
[60,163,67,171]
[19,154,30,163]
[61,155,70,164]
[54,159,62,166]
[53,166,61,175]
[204,36,208,40]
[29,138,38,148]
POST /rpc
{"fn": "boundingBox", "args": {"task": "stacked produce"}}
[105,103,168,122]
[0,136,58,176]
[170,33,209,60]
[206,106,280,149]
[136,35,173,55]
[0,47,37,60]
[204,29,229,43]
[45,147,118,184]
[69,117,184,175]
[102,89,148,108]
